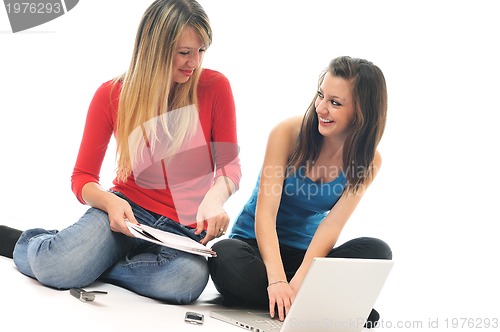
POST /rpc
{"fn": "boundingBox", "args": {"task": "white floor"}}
[1,255,377,332]
[0,255,246,332]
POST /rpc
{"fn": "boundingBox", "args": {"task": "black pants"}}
[208,237,392,308]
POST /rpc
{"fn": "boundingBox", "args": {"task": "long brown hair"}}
[287,56,388,195]
[115,0,212,182]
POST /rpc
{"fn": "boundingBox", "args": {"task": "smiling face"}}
[315,72,356,141]
[171,26,206,84]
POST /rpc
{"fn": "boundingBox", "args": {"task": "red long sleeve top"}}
[71,69,241,228]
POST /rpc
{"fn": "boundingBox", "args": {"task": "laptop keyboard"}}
[254,318,283,331]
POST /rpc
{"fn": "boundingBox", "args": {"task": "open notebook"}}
[126,221,216,257]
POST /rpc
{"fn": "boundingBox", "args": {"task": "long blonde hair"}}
[115,0,212,182]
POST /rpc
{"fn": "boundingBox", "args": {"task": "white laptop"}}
[210,257,393,332]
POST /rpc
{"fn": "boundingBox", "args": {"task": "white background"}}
[1,1,499,330]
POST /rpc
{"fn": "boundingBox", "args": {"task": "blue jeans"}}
[13,192,209,304]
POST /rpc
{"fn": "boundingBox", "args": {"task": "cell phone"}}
[70,288,108,302]
[185,311,204,325]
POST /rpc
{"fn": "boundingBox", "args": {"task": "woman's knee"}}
[361,237,392,259]
[208,238,268,305]
[211,238,250,257]
[29,239,113,289]
[175,261,209,304]
[21,219,125,289]
[330,237,392,260]
[149,255,209,304]
[12,229,93,288]
[208,238,254,279]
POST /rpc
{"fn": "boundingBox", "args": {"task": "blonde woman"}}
[209,56,391,325]
[1,0,240,304]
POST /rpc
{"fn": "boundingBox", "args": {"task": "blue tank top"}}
[230,167,346,250]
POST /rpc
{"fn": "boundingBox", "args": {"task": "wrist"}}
[203,186,226,204]
[267,280,288,287]
[212,176,235,200]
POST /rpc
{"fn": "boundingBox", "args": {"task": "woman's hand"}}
[195,191,229,245]
[195,176,234,245]
[105,193,138,237]
[81,183,138,237]
[197,210,230,245]
[267,281,296,321]
[267,274,303,321]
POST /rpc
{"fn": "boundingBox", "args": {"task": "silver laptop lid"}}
[210,257,394,332]
[280,257,393,332]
